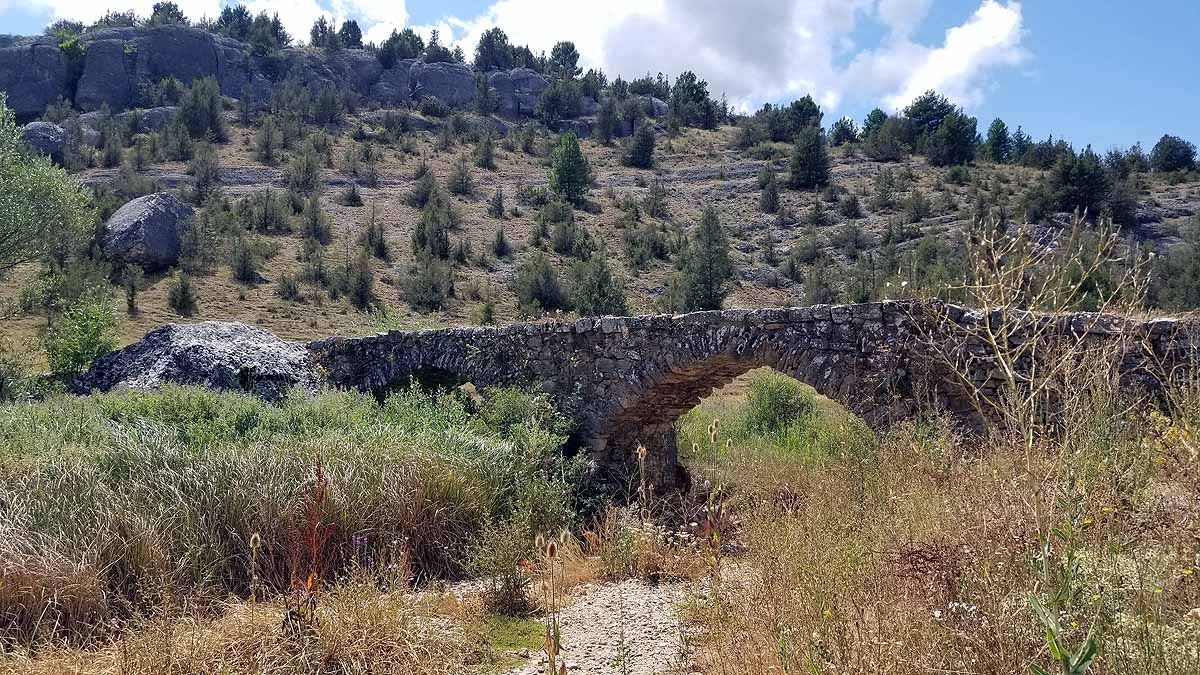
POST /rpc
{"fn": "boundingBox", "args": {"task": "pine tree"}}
[679,206,733,311]
[549,131,590,205]
[623,120,655,169]
[985,118,1011,163]
[492,226,511,257]
[448,154,474,195]
[475,132,496,170]
[787,127,830,190]
[571,249,629,316]
[759,165,779,214]
[595,96,619,145]
[488,187,505,218]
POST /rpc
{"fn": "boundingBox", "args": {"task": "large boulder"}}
[369,60,415,106]
[488,67,548,117]
[411,61,476,109]
[129,105,179,131]
[0,38,71,120]
[72,321,322,401]
[645,96,669,118]
[76,39,133,111]
[20,121,67,162]
[101,192,193,272]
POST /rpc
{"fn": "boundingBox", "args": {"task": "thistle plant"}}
[538,531,569,675]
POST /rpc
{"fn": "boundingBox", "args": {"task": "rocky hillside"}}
[0,23,614,126]
[3,23,1199,358]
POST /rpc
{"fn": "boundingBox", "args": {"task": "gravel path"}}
[506,579,690,675]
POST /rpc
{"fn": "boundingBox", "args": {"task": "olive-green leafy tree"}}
[0,94,93,277]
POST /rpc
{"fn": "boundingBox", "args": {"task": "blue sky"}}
[1,0,1195,150]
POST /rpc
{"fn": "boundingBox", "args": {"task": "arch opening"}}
[592,345,886,489]
[675,367,873,488]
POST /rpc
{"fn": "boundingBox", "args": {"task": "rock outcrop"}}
[72,321,320,401]
[488,68,549,117]
[369,60,416,106]
[75,38,134,111]
[0,25,575,124]
[0,36,70,120]
[101,192,193,271]
[410,61,477,108]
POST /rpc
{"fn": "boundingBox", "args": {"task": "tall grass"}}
[680,371,1200,674]
[0,385,583,646]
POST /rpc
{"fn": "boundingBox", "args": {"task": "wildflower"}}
[1082,518,1093,526]
[1183,569,1194,577]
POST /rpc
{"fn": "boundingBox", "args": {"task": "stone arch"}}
[583,326,910,487]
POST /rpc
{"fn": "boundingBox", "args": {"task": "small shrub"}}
[276,272,302,300]
[167,270,198,315]
[43,299,117,379]
[622,120,656,169]
[403,257,455,311]
[475,132,496,170]
[492,227,511,257]
[741,372,816,436]
[338,182,363,206]
[407,170,438,208]
[447,154,474,195]
[512,252,568,313]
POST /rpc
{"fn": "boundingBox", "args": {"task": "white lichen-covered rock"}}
[73,321,321,400]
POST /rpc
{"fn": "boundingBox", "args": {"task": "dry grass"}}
[678,372,1200,674]
[3,574,487,674]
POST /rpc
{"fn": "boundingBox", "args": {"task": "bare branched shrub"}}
[910,214,1153,450]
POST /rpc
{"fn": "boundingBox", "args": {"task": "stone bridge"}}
[306,301,1199,486]
[77,301,1200,487]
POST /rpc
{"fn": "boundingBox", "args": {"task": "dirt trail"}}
[505,579,691,675]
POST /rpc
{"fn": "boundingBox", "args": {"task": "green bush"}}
[468,518,535,615]
[622,120,655,169]
[404,256,455,310]
[1150,134,1196,173]
[177,77,226,142]
[0,94,94,275]
[759,165,779,214]
[43,299,117,379]
[167,270,198,315]
[741,372,816,437]
[512,252,568,312]
[571,250,628,316]
[447,154,474,195]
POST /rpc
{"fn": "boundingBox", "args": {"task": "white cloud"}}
[881,0,1026,109]
[420,0,1026,116]
[876,0,933,38]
